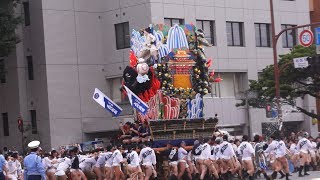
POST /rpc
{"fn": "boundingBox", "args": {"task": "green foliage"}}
[248,45,320,119]
[0,0,21,58]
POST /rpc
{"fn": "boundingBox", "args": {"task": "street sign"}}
[299,29,314,47]
[316,27,320,45]
[293,57,309,68]
[316,28,320,54]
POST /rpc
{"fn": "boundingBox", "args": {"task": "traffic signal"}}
[266,104,272,118]
[17,117,23,132]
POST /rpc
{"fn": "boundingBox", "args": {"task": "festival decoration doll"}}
[139,26,159,64]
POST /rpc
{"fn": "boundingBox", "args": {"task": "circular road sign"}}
[299,29,314,47]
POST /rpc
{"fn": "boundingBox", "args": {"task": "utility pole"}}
[269,0,281,122]
[269,0,320,127]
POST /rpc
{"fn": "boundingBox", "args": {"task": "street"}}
[258,171,320,179]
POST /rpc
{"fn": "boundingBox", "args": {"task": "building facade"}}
[310,0,320,131]
[0,0,317,151]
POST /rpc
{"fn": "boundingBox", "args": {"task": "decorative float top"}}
[121,23,221,121]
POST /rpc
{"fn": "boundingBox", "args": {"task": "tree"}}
[0,0,21,58]
[246,45,320,119]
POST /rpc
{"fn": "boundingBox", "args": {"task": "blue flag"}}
[93,88,122,117]
[124,86,149,115]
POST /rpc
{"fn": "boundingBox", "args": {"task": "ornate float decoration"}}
[122,23,221,122]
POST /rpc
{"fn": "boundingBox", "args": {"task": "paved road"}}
[257,171,320,179]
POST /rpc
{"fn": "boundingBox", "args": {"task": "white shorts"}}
[7,174,17,180]
[128,164,140,168]
[178,160,187,163]
[105,163,112,168]
[242,157,252,161]
[220,156,231,160]
[112,163,121,167]
[142,162,153,167]
[55,170,66,176]
[310,150,316,157]
[47,168,57,173]
[300,150,308,154]
[169,161,178,166]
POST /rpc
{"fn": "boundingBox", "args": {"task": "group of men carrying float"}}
[15,129,318,180]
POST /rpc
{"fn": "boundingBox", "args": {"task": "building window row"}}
[115,20,297,50]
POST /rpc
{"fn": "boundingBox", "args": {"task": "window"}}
[209,72,246,98]
[115,22,130,50]
[164,18,184,26]
[27,56,34,80]
[23,2,30,26]
[107,77,128,103]
[196,20,215,45]
[226,22,244,46]
[281,24,297,48]
[2,113,9,136]
[255,23,271,47]
[0,59,6,83]
[30,110,37,134]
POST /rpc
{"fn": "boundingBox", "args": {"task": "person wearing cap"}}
[23,140,46,180]
[297,131,315,177]
[237,135,255,180]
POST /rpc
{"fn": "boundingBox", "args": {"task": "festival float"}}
[121,23,222,147]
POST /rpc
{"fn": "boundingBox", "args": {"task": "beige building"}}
[0,0,317,151]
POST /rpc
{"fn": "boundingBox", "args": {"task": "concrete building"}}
[0,0,317,151]
[310,0,320,131]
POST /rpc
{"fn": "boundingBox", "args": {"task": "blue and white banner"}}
[92,88,122,117]
[124,86,149,115]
